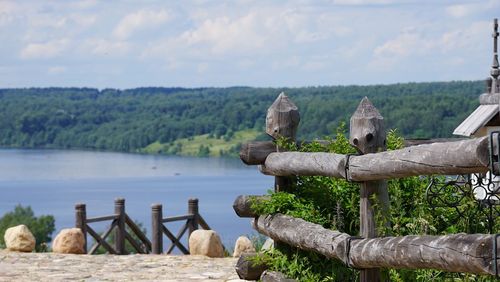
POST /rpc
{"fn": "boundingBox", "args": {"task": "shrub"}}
[0,205,55,252]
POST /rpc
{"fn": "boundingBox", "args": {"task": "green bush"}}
[253,124,497,281]
[0,205,55,252]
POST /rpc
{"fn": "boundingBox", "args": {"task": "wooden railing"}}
[235,93,500,279]
[76,198,217,255]
[75,198,151,254]
[151,198,214,254]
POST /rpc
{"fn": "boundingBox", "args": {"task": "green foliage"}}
[0,205,55,252]
[254,126,497,281]
[0,81,483,154]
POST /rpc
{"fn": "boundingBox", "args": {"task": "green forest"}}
[0,80,484,156]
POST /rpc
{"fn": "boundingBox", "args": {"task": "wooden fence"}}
[151,198,214,254]
[235,93,500,280]
[75,198,216,255]
[75,198,151,254]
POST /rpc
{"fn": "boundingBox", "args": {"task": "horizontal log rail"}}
[259,137,490,181]
[252,212,499,276]
[240,139,468,166]
[162,214,194,223]
[86,214,118,223]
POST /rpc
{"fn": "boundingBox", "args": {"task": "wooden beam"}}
[240,141,277,165]
[253,213,500,276]
[233,195,269,218]
[260,136,490,181]
[240,139,468,166]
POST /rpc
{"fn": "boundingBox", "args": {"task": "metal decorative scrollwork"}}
[426,173,500,234]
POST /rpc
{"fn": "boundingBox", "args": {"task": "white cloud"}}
[374,33,430,57]
[83,39,130,56]
[330,0,400,5]
[445,4,469,18]
[48,66,67,75]
[20,39,69,59]
[0,1,18,27]
[113,9,170,40]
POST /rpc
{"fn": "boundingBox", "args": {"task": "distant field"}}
[141,129,262,157]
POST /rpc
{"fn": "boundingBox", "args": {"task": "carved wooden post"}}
[265,92,300,193]
[75,203,87,254]
[114,198,126,255]
[151,203,163,254]
[188,198,199,236]
[266,92,300,251]
[349,97,390,282]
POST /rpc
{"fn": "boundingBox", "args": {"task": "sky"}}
[0,0,498,89]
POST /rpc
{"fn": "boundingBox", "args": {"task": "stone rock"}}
[189,230,224,258]
[232,236,255,257]
[4,225,36,252]
[261,238,274,251]
[52,228,85,254]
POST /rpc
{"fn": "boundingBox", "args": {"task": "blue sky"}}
[0,0,498,89]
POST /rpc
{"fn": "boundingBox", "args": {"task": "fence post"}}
[188,198,199,236]
[349,97,390,282]
[114,198,126,255]
[266,92,300,193]
[151,203,163,254]
[75,203,87,254]
[266,92,299,252]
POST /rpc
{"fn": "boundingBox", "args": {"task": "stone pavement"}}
[0,250,249,282]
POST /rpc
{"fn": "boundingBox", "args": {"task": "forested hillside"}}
[0,81,483,156]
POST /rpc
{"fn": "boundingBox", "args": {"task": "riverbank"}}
[0,250,247,281]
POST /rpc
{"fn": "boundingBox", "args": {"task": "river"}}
[0,148,272,249]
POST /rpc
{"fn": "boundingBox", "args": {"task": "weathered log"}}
[235,252,269,280]
[348,136,489,181]
[260,152,346,178]
[253,214,350,263]
[480,92,499,104]
[241,139,468,166]
[233,195,269,218]
[253,213,500,276]
[260,136,490,181]
[240,141,277,165]
[350,233,497,276]
[260,270,297,282]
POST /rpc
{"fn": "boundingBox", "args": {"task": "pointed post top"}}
[349,97,385,154]
[266,92,300,140]
[351,97,383,119]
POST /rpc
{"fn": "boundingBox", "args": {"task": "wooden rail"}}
[151,198,215,254]
[75,198,152,254]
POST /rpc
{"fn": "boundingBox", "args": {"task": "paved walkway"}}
[0,250,248,282]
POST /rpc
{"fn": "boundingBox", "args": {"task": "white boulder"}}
[232,236,255,257]
[4,225,36,252]
[189,230,224,258]
[52,228,85,254]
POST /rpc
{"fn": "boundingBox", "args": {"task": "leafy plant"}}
[0,205,55,252]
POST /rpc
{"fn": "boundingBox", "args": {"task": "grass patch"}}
[141,129,261,157]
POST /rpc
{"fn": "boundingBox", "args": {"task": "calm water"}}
[0,149,273,248]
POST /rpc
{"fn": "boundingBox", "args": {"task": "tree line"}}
[0,81,484,153]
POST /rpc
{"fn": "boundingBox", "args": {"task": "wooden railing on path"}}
[75,198,152,254]
[151,198,214,254]
[75,198,218,255]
